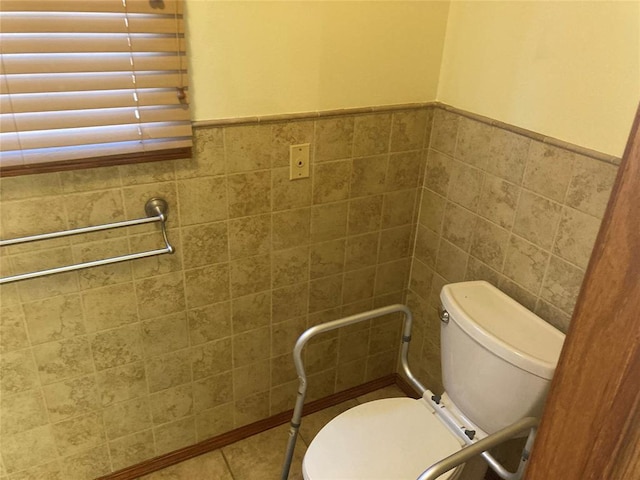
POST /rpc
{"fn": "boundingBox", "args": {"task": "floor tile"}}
[139,450,232,479]
[222,424,306,480]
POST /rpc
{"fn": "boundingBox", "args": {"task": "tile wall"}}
[0,108,432,478]
[406,108,620,392]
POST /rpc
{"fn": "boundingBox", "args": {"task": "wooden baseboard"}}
[98,374,398,480]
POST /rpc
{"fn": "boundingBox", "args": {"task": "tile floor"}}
[139,385,407,480]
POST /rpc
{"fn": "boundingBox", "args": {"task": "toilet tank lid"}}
[441,281,565,379]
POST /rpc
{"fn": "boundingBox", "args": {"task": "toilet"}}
[301,281,565,480]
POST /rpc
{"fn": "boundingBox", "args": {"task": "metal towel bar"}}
[0,197,174,285]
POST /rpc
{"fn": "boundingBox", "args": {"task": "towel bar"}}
[0,197,174,285]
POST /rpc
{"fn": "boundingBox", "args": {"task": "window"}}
[0,0,192,176]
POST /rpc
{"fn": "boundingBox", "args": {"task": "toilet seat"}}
[303,397,466,480]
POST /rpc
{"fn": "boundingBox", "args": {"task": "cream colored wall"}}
[437,1,640,157]
[184,0,450,120]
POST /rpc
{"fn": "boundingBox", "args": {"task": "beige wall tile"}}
[271,246,309,287]
[271,317,307,357]
[469,218,509,271]
[270,380,298,415]
[193,371,233,412]
[347,195,382,235]
[553,207,600,269]
[14,249,78,301]
[441,201,477,252]
[42,374,100,423]
[272,208,310,250]
[477,175,520,229]
[342,267,375,304]
[418,188,446,233]
[270,353,297,387]
[73,238,132,289]
[271,121,315,168]
[309,275,343,313]
[109,429,155,471]
[65,189,125,233]
[454,117,492,170]
[232,291,271,333]
[7,460,64,480]
[503,236,550,293]
[91,324,143,370]
[0,349,39,395]
[464,256,502,286]
[119,160,175,186]
[184,263,230,308]
[484,128,530,185]
[522,141,575,202]
[1,197,67,239]
[191,338,233,379]
[374,259,409,295]
[122,182,179,228]
[234,390,270,427]
[195,403,235,442]
[307,337,338,374]
[497,278,538,312]
[146,349,192,392]
[344,233,379,272]
[188,302,232,346]
[52,412,105,456]
[59,167,120,194]
[154,417,196,456]
[449,160,484,212]
[312,160,351,204]
[386,152,421,191]
[414,225,439,268]
[82,282,138,332]
[96,361,147,407]
[382,189,416,228]
[149,384,193,425]
[430,109,459,156]
[310,202,348,242]
[315,117,354,162]
[350,156,387,197]
[135,271,186,320]
[390,110,429,152]
[424,150,454,197]
[177,176,227,225]
[378,226,412,263]
[0,304,29,354]
[179,127,225,178]
[225,124,272,173]
[230,254,271,298]
[310,239,345,279]
[512,191,562,250]
[0,173,61,202]
[409,258,433,297]
[354,113,391,157]
[33,337,93,385]
[365,350,396,381]
[540,256,585,314]
[103,397,152,440]
[228,214,271,260]
[534,299,572,334]
[435,240,468,283]
[140,313,189,357]
[227,171,271,218]
[61,445,111,480]
[271,167,312,211]
[565,155,618,218]
[232,326,270,368]
[233,361,270,399]
[0,426,58,474]
[1,390,49,436]
[272,283,309,323]
[336,359,367,392]
[181,221,229,268]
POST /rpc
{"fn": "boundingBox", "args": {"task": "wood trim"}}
[97,374,397,480]
[0,147,192,177]
[525,105,640,478]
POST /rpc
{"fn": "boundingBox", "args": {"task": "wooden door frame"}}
[525,105,640,478]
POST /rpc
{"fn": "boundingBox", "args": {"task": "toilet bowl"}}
[301,281,565,480]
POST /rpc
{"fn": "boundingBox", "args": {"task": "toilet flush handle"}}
[439,305,450,324]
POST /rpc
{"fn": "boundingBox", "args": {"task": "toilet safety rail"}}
[0,197,174,285]
[281,304,540,480]
[417,416,539,480]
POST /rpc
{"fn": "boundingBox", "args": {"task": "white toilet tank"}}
[440,281,565,435]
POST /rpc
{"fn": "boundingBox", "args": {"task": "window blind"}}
[0,0,192,176]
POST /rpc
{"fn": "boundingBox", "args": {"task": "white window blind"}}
[0,0,192,176]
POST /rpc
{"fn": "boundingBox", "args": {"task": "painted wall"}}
[184,0,450,120]
[437,1,640,157]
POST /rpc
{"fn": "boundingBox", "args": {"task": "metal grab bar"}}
[0,197,174,285]
[416,416,539,480]
[281,304,425,480]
